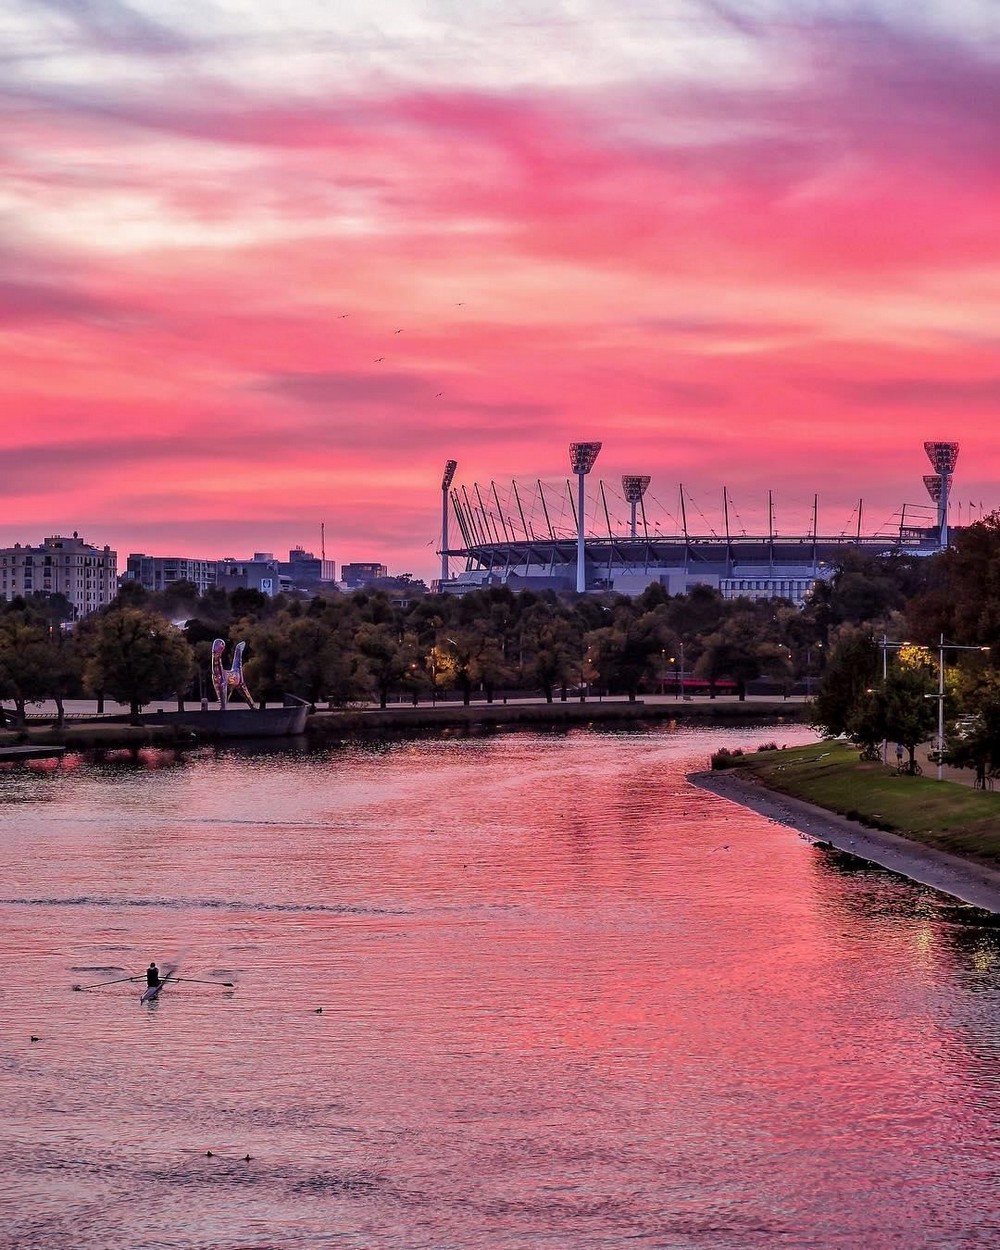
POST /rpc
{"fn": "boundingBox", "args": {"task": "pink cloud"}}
[1,11,999,576]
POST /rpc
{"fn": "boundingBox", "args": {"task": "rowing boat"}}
[140,963,177,1004]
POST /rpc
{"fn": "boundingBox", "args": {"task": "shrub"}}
[711,747,745,770]
[756,741,779,752]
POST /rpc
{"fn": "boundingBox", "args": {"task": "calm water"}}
[1,723,998,1249]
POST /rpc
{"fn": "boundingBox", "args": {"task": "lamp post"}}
[928,634,991,781]
[878,634,908,764]
[671,641,686,699]
[569,442,602,593]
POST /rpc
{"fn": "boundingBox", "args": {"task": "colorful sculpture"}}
[211,639,255,710]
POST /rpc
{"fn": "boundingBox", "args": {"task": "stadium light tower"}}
[569,442,602,593]
[440,459,457,585]
[922,474,944,506]
[924,441,959,548]
[621,475,651,538]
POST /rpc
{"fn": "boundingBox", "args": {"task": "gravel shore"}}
[690,768,1000,914]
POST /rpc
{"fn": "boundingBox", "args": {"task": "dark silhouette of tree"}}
[83,608,193,725]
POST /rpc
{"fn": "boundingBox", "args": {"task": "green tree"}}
[0,614,53,725]
[866,666,938,774]
[945,671,1000,788]
[354,622,408,708]
[811,630,880,738]
[83,608,193,725]
[907,513,1000,648]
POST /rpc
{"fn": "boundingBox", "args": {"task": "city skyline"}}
[3,1,999,582]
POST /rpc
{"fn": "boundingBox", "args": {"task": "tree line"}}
[1,515,998,785]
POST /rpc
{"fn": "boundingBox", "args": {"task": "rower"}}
[146,962,160,988]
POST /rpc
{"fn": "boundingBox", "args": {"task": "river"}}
[1,722,997,1249]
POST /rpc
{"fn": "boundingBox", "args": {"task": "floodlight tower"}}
[923,441,959,547]
[569,442,602,593]
[621,475,651,538]
[440,459,457,585]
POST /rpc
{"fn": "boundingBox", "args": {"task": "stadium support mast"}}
[622,475,651,538]
[569,442,602,593]
[441,459,457,584]
[924,441,959,548]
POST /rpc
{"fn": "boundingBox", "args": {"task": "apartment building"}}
[0,533,118,618]
[125,553,218,596]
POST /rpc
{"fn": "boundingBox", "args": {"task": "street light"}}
[925,634,990,781]
[878,634,909,763]
[669,641,686,699]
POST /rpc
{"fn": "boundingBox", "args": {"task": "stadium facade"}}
[436,442,960,606]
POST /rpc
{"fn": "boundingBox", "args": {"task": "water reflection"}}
[0,722,997,1249]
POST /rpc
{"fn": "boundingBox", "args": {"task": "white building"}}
[0,533,118,618]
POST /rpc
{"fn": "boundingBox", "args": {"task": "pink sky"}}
[2,1,998,580]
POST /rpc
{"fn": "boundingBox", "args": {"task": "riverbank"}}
[1,695,810,748]
[690,742,1000,913]
[305,695,810,737]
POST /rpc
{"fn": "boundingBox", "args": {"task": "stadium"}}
[436,442,963,605]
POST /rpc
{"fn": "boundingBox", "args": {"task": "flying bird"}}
[374,357,384,362]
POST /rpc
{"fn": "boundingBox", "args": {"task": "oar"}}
[166,977,235,987]
[72,976,139,991]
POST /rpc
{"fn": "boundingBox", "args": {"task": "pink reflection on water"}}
[0,724,997,1247]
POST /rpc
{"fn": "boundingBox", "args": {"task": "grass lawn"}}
[733,740,1000,868]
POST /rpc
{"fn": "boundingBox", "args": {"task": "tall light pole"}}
[929,634,990,781]
[878,634,909,763]
[440,459,457,586]
[622,474,651,538]
[670,641,685,699]
[924,441,959,549]
[569,442,601,593]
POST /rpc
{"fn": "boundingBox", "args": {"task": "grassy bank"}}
[731,741,1000,867]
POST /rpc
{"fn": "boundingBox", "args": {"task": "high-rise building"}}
[281,547,336,586]
[340,562,388,588]
[0,533,117,618]
[125,553,218,596]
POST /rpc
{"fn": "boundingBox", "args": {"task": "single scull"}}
[140,963,177,1004]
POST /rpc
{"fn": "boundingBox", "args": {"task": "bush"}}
[756,741,779,752]
[711,747,745,770]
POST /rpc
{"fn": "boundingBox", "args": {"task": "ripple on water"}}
[1,723,998,1249]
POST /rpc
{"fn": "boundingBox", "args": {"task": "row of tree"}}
[810,516,1000,783]
[2,517,998,782]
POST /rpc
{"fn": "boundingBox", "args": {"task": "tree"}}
[0,613,54,725]
[907,513,1000,648]
[524,610,578,702]
[942,669,1000,787]
[811,630,880,738]
[869,666,938,774]
[83,608,193,724]
[354,622,408,708]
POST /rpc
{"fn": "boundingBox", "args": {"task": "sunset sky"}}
[2,0,998,580]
